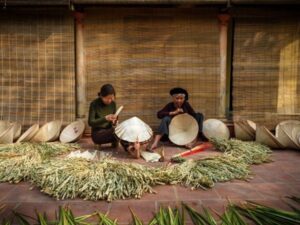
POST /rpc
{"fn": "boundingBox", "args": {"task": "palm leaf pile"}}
[155,138,271,190]
[30,158,158,201]
[1,197,299,225]
[0,143,80,183]
[0,139,272,200]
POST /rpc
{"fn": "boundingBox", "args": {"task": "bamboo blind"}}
[84,8,221,129]
[232,9,300,129]
[0,10,75,128]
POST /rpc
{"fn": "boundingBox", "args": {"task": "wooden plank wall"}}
[0,10,75,129]
[84,8,221,129]
[0,7,299,132]
[232,8,300,129]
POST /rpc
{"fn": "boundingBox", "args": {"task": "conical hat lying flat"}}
[32,120,62,142]
[60,120,85,143]
[276,120,300,136]
[243,120,256,134]
[275,124,298,149]
[255,126,284,149]
[277,120,300,149]
[0,120,10,134]
[12,122,22,141]
[203,119,230,140]
[52,121,63,141]
[0,125,15,144]
[115,117,153,143]
[16,124,39,143]
[297,133,300,147]
[169,113,199,146]
[234,121,254,141]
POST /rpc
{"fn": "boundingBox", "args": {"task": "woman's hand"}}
[105,114,117,122]
[170,108,183,116]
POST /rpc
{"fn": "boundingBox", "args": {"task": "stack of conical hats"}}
[0,119,85,144]
[234,120,256,141]
[275,120,300,149]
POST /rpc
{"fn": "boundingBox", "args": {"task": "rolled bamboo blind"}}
[232,9,300,129]
[0,10,75,129]
[84,8,221,129]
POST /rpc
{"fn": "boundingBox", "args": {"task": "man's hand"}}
[170,108,184,116]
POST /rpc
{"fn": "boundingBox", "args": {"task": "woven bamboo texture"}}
[232,9,300,129]
[84,8,221,129]
[0,9,75,129]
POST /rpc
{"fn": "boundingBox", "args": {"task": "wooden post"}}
[218,13,230,119]
[75,11,87,119]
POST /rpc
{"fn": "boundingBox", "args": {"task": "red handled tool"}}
[171,142,213,161]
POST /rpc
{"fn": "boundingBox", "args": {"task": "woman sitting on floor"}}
[88,84,118,147]
[148,87,204,151]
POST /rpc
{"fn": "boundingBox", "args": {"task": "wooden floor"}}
[0,137,299,224]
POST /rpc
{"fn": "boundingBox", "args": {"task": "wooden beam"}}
[75,11,87,119]
[218,13,230,119]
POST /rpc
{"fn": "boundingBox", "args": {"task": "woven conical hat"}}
[297,133,300,146]
[240,120,255,137]
[169,113,199,146]
[276,120,300,136]
[51,121,63,141]
[291,127,300,148]
[275,124,298,149]
[203,119,230,140]
[12,122,22,141]
[115,117,153,143]
[0,120,10,134]
[255,126,284,149]
[59,120,85,143]
[244,120,256,134]
[0,125,14,144]
[32,120,62,142]
[234,121,254,141]
[16,124,39,143]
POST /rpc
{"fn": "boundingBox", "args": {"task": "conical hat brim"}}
[276,120,300,136]
[32,120,62,142]
[297,133,300,146]
[16,124,39,143]
[234,122,254,141]
[203,119,230,140]
[291,126,300,148]
[115,117,153,142]
[12,122,22,141]
[239,121,256,137]
[169,113,199,146]
[275,125,298,149]
[244,120,256,134]
[0,125,14,144]
[255,126,284,149]
[0,120,10,135]
[60,120,85,143]
[51,121,63,141]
